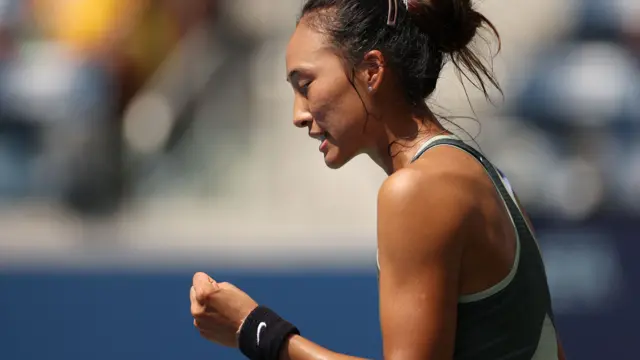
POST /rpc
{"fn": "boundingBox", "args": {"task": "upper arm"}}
[377,169,473,360]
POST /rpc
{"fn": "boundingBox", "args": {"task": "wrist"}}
[238,306,300,360]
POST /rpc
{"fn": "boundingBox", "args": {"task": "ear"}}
[359,50,386,94]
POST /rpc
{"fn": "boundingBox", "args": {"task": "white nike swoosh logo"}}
[256,322,267,345]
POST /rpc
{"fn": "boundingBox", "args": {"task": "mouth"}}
[318,132,329,152]
[310,131,330,152]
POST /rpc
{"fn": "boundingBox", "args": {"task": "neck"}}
[366,106,449,175]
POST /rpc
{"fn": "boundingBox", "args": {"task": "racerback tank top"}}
[377,135,559,360]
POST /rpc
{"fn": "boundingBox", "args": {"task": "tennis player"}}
[190,1,566,359]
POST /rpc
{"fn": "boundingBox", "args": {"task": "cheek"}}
[310,82,364,134]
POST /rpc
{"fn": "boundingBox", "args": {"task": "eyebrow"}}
[286,69,300,83]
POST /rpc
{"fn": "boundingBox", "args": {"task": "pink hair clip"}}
[387,0,398,26]
[387,0,408,26]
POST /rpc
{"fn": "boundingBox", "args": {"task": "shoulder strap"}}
[411,138,527,234]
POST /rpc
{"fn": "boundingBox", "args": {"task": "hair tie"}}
[387,0,408,26]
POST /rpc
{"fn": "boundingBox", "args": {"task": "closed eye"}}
[298,82,311,97]
[287,69,312,97]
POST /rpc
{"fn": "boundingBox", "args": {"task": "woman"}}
[190,0,566,359]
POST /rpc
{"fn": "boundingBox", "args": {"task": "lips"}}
[319,138,328,152]
[318,132,329,152]
[310,131,329,152]
[309,131,330,152]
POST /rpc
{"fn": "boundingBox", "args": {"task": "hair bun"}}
[406,0,483,53]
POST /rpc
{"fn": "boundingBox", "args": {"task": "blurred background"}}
[0,0,638,358]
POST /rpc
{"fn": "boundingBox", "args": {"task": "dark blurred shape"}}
[504,0,640,220]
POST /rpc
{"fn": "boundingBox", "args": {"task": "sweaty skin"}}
[191,145,567,360]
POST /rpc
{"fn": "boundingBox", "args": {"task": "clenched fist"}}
[190,272,259,347]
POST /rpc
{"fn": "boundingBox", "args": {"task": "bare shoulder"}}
[377,144,488,253]
[378,145,487,216]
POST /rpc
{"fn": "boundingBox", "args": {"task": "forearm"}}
[280,335,370,360]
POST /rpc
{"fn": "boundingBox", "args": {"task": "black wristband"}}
[238,306,300,360]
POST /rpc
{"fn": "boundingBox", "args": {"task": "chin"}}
[324,158,344,169]
[323,149,352,169]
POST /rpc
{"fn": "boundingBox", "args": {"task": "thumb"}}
[193,272,219,304]
[193,271,215,285]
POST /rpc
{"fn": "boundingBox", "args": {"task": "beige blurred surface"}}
[0,0,589,264]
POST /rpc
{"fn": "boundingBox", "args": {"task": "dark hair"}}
[299,0,501,105]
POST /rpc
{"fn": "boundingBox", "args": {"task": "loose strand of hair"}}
[449,14,503,104]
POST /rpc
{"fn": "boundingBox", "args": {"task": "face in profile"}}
[285,17,375,169]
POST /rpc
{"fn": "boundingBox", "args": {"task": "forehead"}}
[286,19,333,69]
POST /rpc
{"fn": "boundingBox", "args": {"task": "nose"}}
[293,96,312,129]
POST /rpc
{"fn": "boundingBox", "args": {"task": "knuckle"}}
[218,282,233,290]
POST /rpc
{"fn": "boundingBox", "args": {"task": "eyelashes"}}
[297,82,311,97]
[301,83,311,96]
